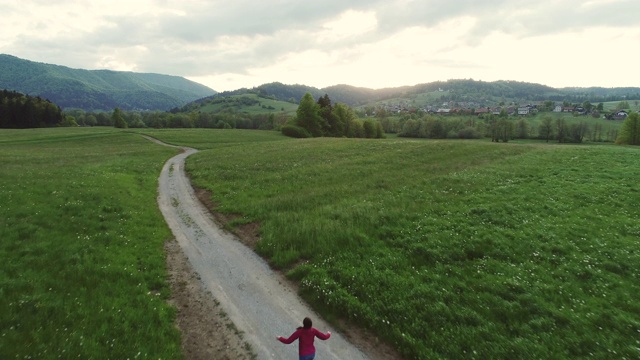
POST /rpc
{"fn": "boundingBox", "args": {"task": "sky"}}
[1,0,638,92]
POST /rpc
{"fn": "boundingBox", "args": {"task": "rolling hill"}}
[3,53,638,114]
[0,54,217,111]
[183,80,640,115]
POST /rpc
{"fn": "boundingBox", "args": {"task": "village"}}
[376,99,634,120]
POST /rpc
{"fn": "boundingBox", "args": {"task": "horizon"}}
[2,1,639,92]
[6,52,638,95]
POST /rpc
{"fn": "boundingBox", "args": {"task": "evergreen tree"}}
[0,90,63,128]
[317,94,341,136]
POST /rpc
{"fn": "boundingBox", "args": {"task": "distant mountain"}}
[0,54,217,111]
[186,80,640,113]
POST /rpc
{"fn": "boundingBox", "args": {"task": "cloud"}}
[1,0,638,90]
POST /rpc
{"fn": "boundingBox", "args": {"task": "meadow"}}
[197,93,298,115]
[601,100,640,112]
[2,127,639,359]
[142,130,638,359]
[0,128,183,359]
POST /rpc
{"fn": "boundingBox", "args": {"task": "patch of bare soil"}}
[166,238,255,360]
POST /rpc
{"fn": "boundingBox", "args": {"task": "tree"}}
[0,90,63,128]
[484,114,510,142]
[496,118,512,142]
[539,116,554,143]
[317,94,339,136]
[334,103,355,137]
[616,112,640,145]
[617,101,630,110]
[363,119,376,138]
[294,93,324,137]
[96,112,112,126]
[374,121,385,139]
[84,114,97,126]
[597,102,604,112]
[515,118,530,139]
[590,123,603,142]
[556,118,568,143]
[112,108,128,128]
[568,121,589,143]
[59,115,78,127]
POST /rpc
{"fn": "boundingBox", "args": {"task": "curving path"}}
[151,137,371,359]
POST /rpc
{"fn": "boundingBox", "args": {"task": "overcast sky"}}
[1,0,638,92]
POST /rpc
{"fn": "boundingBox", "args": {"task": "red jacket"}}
[278,327,331,356]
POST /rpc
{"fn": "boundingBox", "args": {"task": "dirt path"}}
[152,138,374,359]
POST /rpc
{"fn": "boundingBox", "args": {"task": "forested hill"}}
[188,80,640,109]
[0,54,217,111]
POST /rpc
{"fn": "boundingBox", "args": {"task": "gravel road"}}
[152,138,371,359]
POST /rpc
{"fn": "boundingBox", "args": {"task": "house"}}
[554,105,563,112]
[517,107,530,115]
[475,107,490,115]
[563,107,575,113]
[613,110,628,120]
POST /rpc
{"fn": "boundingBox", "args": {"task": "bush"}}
[281,125,311,138]
[458,127,482,139]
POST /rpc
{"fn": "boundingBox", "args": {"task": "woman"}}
[276,317,331,360]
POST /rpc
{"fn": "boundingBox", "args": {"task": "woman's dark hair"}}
[303,317,312,329]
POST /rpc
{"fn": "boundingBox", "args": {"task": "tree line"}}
[383,113,622,144]
[0,90,64,128]
[65,107,290,130]
[66,93,386,140]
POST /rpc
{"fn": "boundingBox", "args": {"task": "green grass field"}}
[131,128,289,149]
[141,130,637,359]
[3,128,639,359]
[0,128,183,359]
[526,112,623,141]
[600,100,640,112]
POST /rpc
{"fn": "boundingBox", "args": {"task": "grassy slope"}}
[600,100,640,112]
[145,130,639,359]
[196,94,298,115]
[0,128,182,359]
